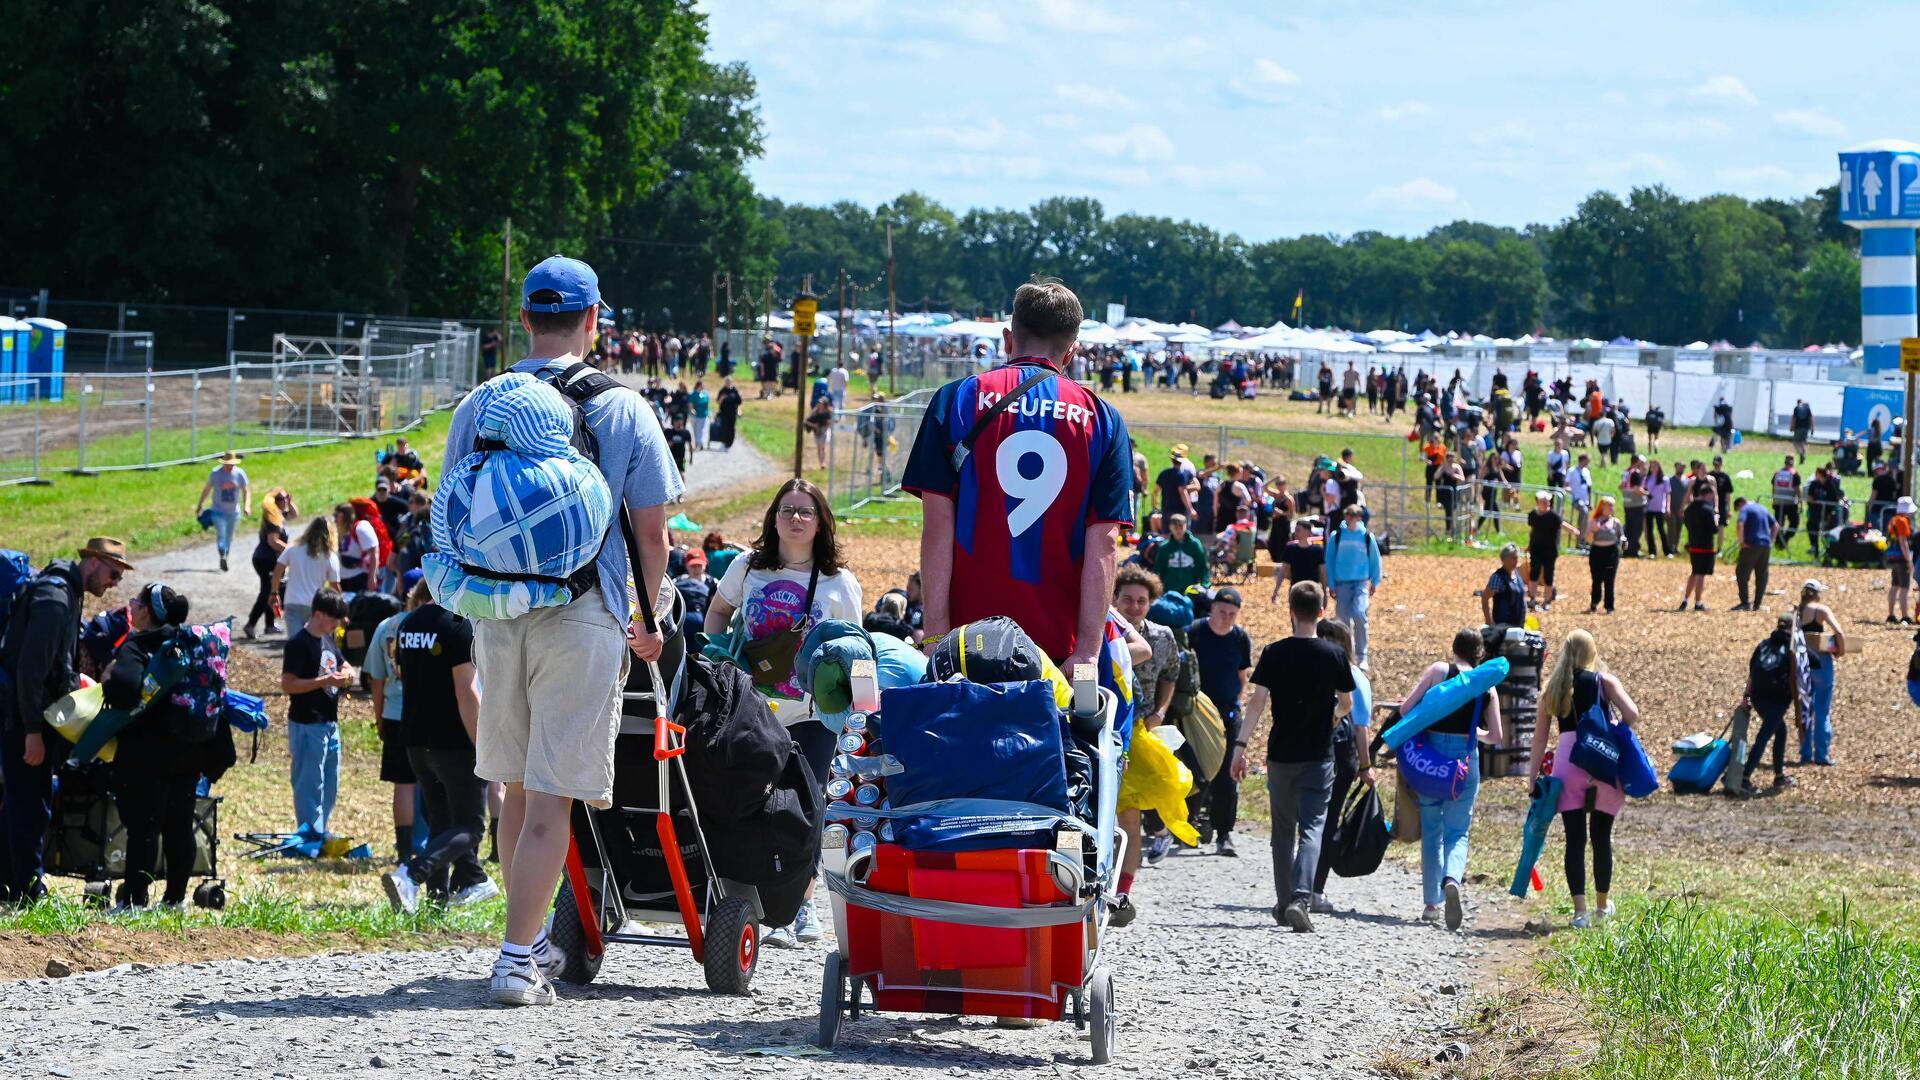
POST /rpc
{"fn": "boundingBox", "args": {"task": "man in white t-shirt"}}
[827,361,849,409]
[1566,452,1594,542]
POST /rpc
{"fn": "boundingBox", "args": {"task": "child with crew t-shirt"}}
[1239,581,1357,933]
[1189,588,1253,857]
[280,589,353,836]
[383,587,493,912]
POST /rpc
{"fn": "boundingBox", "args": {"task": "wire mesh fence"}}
[0,326,477,477]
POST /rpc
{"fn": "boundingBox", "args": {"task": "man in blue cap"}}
[445,255,683,1006]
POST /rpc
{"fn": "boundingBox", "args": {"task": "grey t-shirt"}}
[446,357,684,626]
[1132,618,1177,711]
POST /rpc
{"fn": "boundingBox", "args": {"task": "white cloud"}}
[1717,164,1794,186]
[1036,0,1138,33]
[1364,177,1459,211]
[1079,123,1177,163]
[887,117,1010,154]
[1251,58,1300,86]
[1688,74,1758,107]
[1470,119,1533,146]
[1377,100,1433,122]
[1038,112,1081,131]
[1645,117,1731,140]
[1054,82,1137,111]
[1598,89,1629,107]
[1774,107,1847,139]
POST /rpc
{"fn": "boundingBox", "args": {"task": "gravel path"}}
[0,841,1480,1078]
[139,427,783,631]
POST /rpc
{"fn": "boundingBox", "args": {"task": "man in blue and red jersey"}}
[904,280,1134,670]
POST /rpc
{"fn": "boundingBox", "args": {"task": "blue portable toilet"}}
[25,318,65,402]
[0,317,21,404]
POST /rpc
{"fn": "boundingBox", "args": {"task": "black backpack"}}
[702,749,822,906]
[1750,636,1793,703]
[676,652,791,821]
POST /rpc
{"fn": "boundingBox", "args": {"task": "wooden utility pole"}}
[498,217,513,373]
[886,222,897,396]
[791,277,817,478]
[836,268,848,376]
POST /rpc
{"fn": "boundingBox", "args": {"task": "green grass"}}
[0,412,450,564]
[1546,899,1920,1079]
[0,887,504,938]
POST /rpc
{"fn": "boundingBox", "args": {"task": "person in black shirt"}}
[280,588,353,836]
[1680,482,1721,612]
[1709,457,1735,526]
[1526,491,1575,611]
[382,590,491,911]
[1735,615,1798,794]
[1189,589,1253,856]
[1869,461,1899,530]
[664,415,695,476]
[1805,465,1844,557]
[1268,519,1325,604]
[1240,581,1357,932]
[1155,451,1196,525]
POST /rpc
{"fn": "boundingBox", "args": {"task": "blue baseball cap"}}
[401,567,424,593]
[522,256,612,315]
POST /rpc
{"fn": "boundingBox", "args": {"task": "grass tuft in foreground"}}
[1546,899,1920,1079]
[0,886,504,939]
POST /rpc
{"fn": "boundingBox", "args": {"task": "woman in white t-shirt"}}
[705,478,861,947]
[333,503,380,593]
[272,517,342,633]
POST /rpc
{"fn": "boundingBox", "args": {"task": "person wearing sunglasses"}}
[0,537,134,903]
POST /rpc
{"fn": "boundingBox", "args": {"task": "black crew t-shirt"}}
[1527,509,1563,555]
[1278,541,1324,585]
[394,604,476,749]
[282,628,345,726]
[1250,636,1356,764]
[1684,501,1720,552]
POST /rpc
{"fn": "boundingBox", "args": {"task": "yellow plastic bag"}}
[1178,692,1228,781]
[1117,721,1199,845]
[44,682,115,763]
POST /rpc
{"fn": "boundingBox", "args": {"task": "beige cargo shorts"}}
[474,590,629,808]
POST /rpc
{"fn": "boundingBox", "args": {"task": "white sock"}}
[499,941,533,967]
[532,930,553,959]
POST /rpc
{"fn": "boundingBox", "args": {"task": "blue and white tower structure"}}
[1837,140,1920,376]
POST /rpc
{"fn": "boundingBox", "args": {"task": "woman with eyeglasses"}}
[703,478,864,948]
[108,583,236,909]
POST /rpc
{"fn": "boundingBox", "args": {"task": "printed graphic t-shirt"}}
[283,627,345,726]
[716,557,864,712]
[902,359,1133,661]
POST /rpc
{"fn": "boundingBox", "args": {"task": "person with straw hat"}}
[195,452,251,573]
[0,537,134,902]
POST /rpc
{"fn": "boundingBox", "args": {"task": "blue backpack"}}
[0,549,33,630]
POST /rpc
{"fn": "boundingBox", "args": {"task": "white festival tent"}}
[1077,320,1121,345]
[1116,323,1167,343]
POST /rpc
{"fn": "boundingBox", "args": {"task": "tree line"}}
[762,186,1865,347]
[0,2,1869,348]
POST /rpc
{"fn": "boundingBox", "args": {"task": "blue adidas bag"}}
[1667,739,1731,794]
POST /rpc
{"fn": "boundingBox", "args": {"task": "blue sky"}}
[697,0,1920,239]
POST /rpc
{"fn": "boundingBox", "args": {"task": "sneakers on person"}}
[762,924,797,949]
[219,555,229,572]
[1144,834,1173,866]
[1310,893,1335,915]
[1281,900,1314,933]
[1595,902,1616,922]
[1676,601,1689,611]
[1693,603,1707,611]
[1421,905,1443,924]
[792,903,823,945]
[1730,602,1750,612]
[451,878,500,907]
[1109,894,1138,928]
[1570,912,1592,930]
[382,864,420,914]
[1443,879,1464,931]
[1215,833,1238,858]
[488,955,557,1007]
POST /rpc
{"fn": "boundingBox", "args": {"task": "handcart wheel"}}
[817,951,846,1049]
[703,895,758,995]
[1088,965,1117,1065]
[193,881,227,910]
[82,881,112,909]
[549,880,605,985]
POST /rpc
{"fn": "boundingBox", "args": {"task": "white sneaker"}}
[1570,913,1592,930]
[762,924,797,949]
[382,865,420,914]
[488,955,556,1006]
[1443,879,1464,931]
[792,903,823,945]
[1310,893,1335,915]
[1595,903,1616,923]
[451,878,500,907]
[1421,905,1443,924]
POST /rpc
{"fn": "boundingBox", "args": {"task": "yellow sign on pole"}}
[1902,337,1920,374]
[792,295,819,337]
